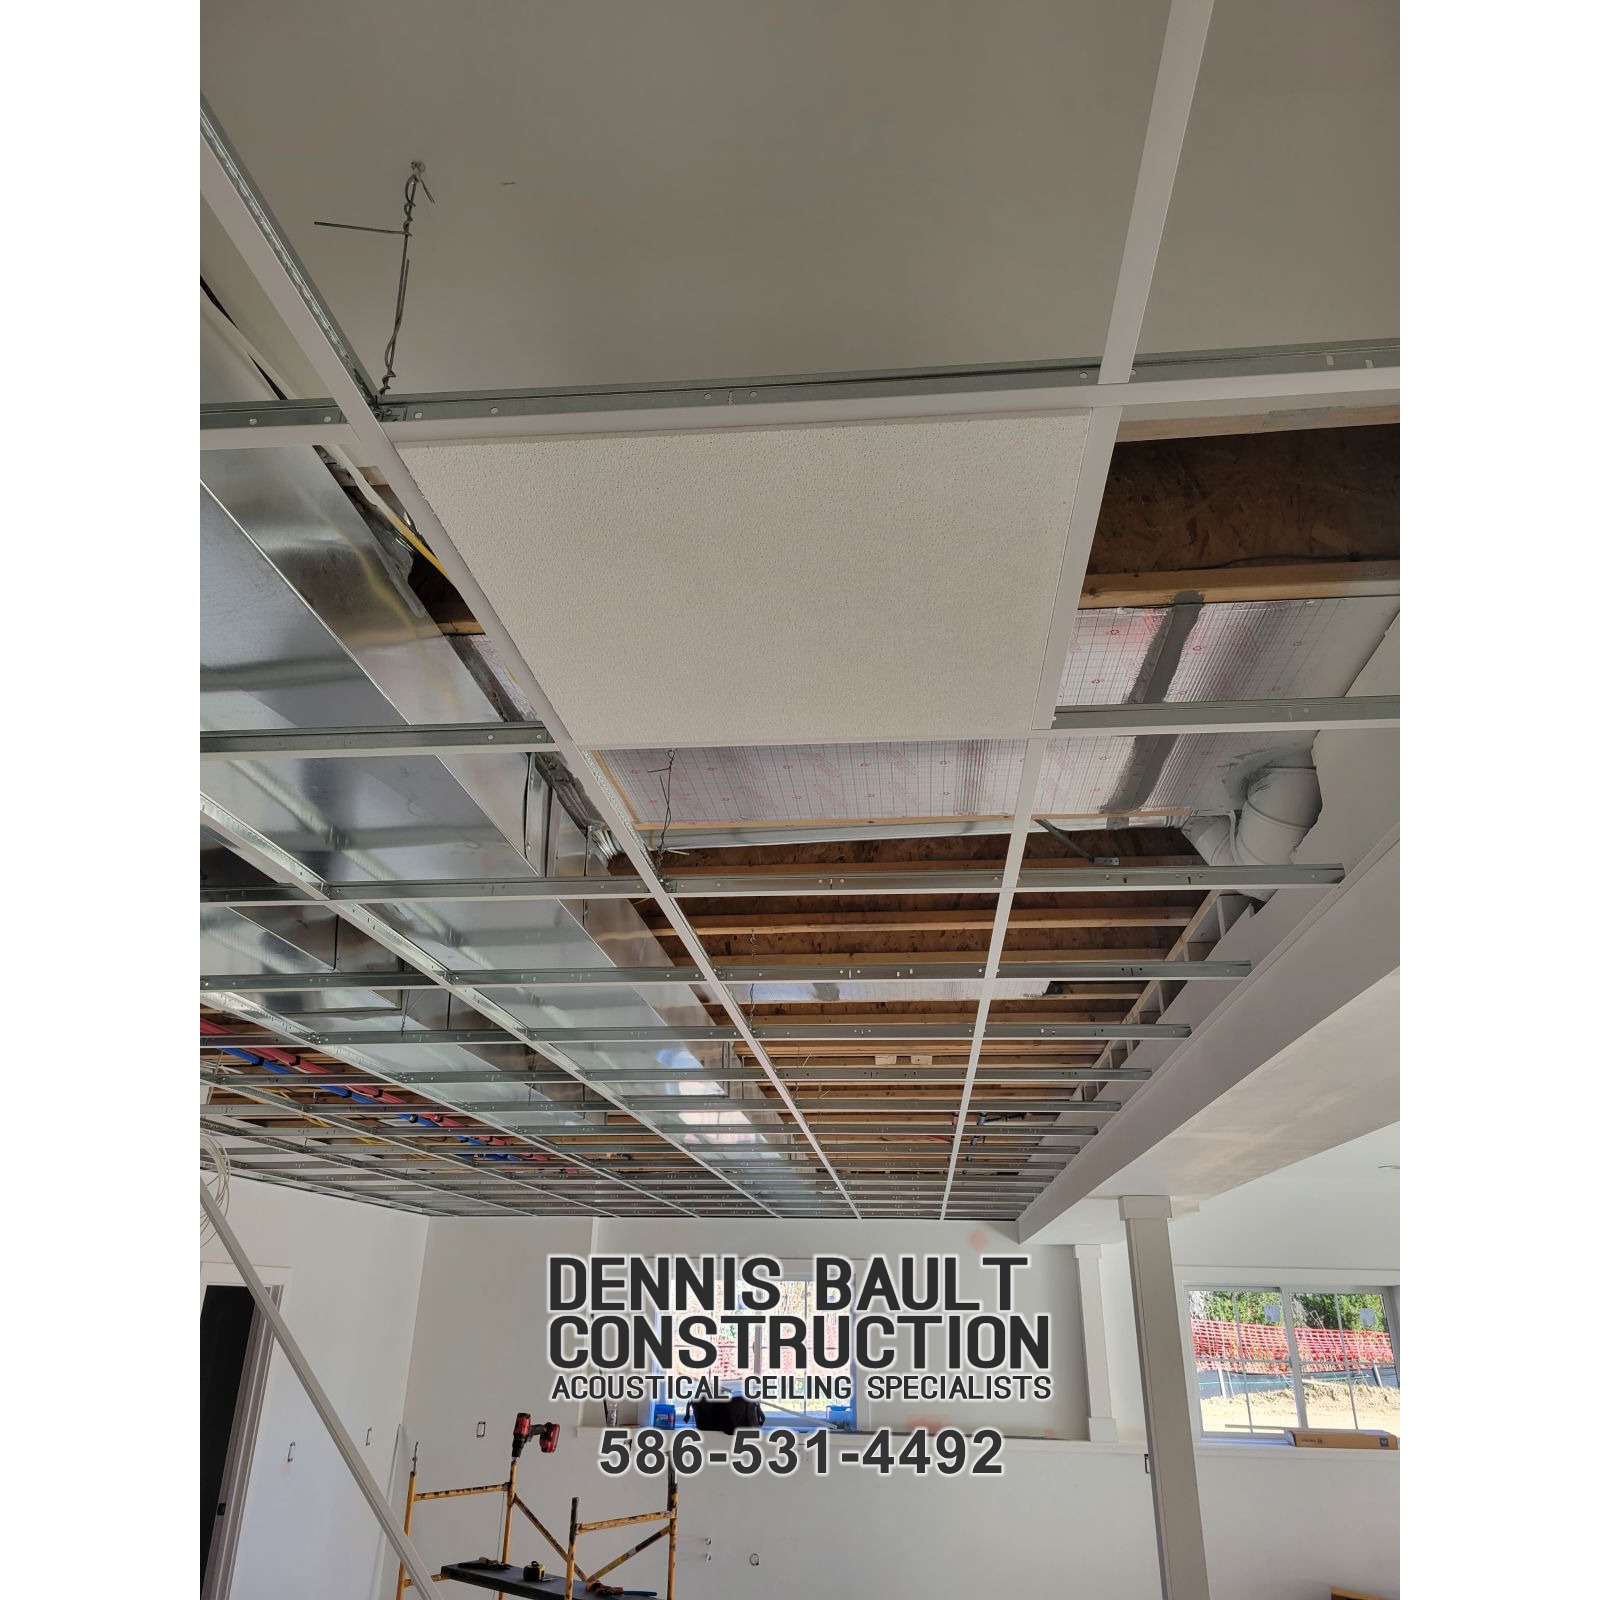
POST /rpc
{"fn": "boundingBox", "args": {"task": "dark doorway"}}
[201,1284,258,1585]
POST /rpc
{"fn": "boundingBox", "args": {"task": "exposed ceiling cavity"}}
[597,596,1396,830]
[197,2,1400,1224]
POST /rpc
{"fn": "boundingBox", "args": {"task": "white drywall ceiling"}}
[1097,969,1400,1202]
[403,415,1089,746]
[1029,972,1399,1248]
[1164,1122,1399,1269]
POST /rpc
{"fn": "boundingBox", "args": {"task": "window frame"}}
[1181,1278,1400,1444]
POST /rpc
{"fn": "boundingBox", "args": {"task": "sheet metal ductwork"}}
[200,313,794,1183]
[1181,757,1323,889]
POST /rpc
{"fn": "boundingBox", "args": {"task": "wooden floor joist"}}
[201,823,1223,1214]
[1079,559,1399,609]
[1115,402,1399,443]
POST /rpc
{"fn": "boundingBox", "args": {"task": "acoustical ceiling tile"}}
[202,0,1167,388]
[403,416,1088,747]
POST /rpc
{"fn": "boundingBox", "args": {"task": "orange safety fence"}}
[1191,1318,1394,1374]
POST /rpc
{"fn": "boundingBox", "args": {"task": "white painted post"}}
[199,1182,445,1600]
[1073,1245,1120,1443]
[1120,1197,1211,1600]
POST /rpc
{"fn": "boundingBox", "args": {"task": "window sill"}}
[1194,1437,1400,1458]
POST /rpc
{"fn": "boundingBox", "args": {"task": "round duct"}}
[1183,759,1322,888]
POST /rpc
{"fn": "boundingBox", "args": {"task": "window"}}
[1187,1286,1399,1440]
[661,1269,858,1431]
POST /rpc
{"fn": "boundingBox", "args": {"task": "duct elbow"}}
[1182,759,1323,890]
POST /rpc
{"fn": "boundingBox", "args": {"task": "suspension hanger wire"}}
[378,161,434,396]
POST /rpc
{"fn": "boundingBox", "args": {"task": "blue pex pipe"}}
[216,1044,512,1158]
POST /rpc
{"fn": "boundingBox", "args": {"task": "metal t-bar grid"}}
[198,695,1397,758]
[200,1075,611,1213]
[198,864,1342,906]
[199,350,1398,453]
[205,1120,763,1217]
[939,0,1219,1220]
[198,10,1393,1222]
[201,107,861,1219]
[200,802,784,1217]
[203,1021,1189,1049]
[201,1063,1156,1088]
[201,1102,655,1217]
[204,1129,494,1216]
[200,959,1251,990]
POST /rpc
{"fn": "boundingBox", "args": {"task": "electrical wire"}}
[651,750,678,875]
[200,1131,231,1243]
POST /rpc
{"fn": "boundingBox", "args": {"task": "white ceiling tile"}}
[404,416,1088,746]
[202,0,1167,389]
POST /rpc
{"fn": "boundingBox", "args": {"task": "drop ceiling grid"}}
[402,415,1090,749]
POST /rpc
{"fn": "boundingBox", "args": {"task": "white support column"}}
[1120,1197,1210,1600]
[1073,1245,1120,1443]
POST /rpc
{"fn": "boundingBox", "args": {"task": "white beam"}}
[1121,1197,1211,1600]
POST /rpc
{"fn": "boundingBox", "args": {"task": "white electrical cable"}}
[200,1132,231,1244]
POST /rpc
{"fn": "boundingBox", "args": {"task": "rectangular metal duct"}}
[198,386,805,1191]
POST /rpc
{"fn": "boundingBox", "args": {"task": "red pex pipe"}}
[199,1016,561,1165]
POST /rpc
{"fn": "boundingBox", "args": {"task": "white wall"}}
[1197,1449,1399,1600]
[202,1179,429,1600]
[213,1134,1400,1600]
[591,1218,1086,1436]
[1097,1133,1401,1598]
[394,1217,1110,1594]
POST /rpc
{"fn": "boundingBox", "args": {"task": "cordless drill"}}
[511,1411,560,1459]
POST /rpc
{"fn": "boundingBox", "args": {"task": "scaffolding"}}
[396,1431,678,1600]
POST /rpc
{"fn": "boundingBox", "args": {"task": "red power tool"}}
[511,1412,560,1459]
